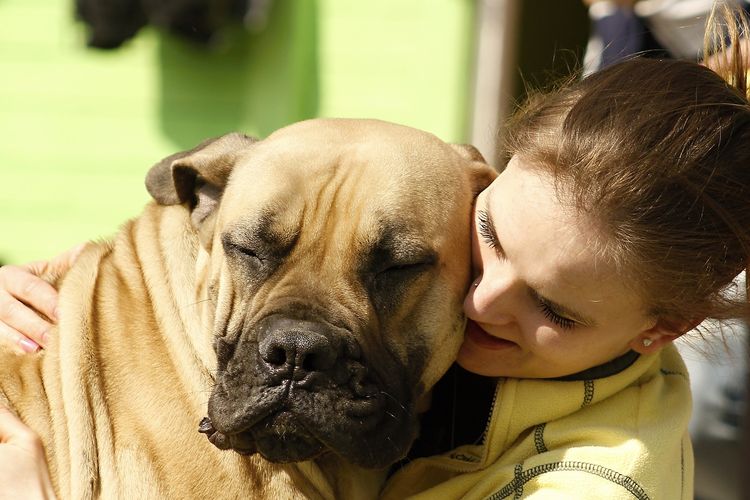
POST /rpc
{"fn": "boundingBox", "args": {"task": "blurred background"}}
[0,0,746,498]
[0,0,588,264]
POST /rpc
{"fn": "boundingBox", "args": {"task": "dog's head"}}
[146,119,496,469]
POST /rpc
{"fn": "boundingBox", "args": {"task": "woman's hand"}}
[0,405,56,499]
[0,245,85,353]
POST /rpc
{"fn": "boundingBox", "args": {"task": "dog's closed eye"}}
[377,259,435,277]
[224,241,265,266]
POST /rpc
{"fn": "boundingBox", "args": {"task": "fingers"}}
[0,245,83,353]
[0,265,60,350]
[0,404,57,500]
[0,265,59,323]
[0,295,44,352]
[0,405,38,446]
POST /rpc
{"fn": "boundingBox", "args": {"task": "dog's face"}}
[146,119,496,469]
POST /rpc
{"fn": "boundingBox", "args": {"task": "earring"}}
[473,281,480,287]
[642,338,654,347]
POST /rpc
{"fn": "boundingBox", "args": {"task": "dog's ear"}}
[450,143,498,195]
[449,143,486,163]
[146,132,258,248]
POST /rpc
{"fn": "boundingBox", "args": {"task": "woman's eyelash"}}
[476,210,497,248]
[529,289,576,330]
[537,299,576,330]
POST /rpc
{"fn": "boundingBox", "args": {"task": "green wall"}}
[0,0,474,263]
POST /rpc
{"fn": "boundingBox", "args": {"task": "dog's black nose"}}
[259,320,337,380]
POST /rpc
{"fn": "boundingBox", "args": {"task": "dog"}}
[0,118,495,498]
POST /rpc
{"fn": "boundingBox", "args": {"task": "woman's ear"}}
[630,317,704,354]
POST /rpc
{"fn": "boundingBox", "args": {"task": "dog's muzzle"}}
[201,315,416,468]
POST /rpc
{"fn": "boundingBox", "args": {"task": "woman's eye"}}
[537,300,576,330]
[476,210,497,249]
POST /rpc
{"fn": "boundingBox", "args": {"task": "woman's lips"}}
[465,320,517,350]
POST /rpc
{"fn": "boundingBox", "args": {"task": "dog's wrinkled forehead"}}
[217,119,468,235]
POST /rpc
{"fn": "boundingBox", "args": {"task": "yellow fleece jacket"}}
[381,346,693,499]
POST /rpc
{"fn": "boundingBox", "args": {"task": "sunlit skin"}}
[457,156,683,379]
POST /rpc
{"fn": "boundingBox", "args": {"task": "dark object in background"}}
[75,0,257,49]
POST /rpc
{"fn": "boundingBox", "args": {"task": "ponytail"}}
[703,1,750,296]
[703,1,750,99]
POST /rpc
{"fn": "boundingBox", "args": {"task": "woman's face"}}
[458,156,664,379]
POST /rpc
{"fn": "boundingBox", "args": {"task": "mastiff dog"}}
[0,118,495,498]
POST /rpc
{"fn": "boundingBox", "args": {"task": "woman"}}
[2,7,750,498]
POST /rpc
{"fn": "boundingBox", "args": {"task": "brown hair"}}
[504,5,750,328]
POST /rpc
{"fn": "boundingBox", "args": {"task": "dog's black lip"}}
[198,416,214,434]
[251,411,328,459]
[207,382,290,436]
[206,377,416,468]
[341,394,385,418]
[228,429,261,455]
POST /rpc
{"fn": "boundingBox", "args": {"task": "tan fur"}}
[0,119,496,499]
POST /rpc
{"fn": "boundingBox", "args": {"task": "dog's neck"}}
[191,244,221,372]
[130,203,219,390]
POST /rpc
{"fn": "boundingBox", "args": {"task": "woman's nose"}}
[465,266,519,324]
